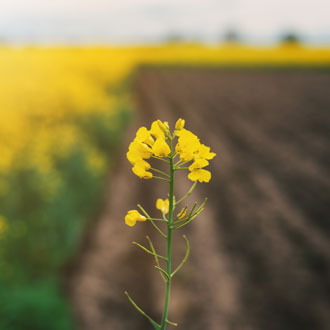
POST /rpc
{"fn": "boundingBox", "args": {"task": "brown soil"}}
[67,69,330,330]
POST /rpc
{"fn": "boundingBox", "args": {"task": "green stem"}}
[160,141,175,330]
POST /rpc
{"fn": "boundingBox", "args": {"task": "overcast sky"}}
[0,0,329,44]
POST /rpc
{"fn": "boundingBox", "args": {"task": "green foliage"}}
[0,101,131,329]
[0,280,74,330]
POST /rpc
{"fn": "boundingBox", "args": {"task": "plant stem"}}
[160,141,175,330]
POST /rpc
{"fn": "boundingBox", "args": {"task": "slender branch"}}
[150,219,167,238]
[138,204,167,238]
[171,235,190,277]
[151,167,170,178]
[125,292,160,329]
[174,167,189,170]
[137,204,151,219]
[174,160,183,167]
[174,159,189,167]
[172,200,207,230]
[149,218,168,222]
[194,198,208,215]
[133,241,167,260]
[187,202,197,219]
[153,176,170,182]
[151,156,170,163]
[175,182,197,206]
[166,320,178,326]
[172,214,199,230]
[147,236,167,282]
[155,266,170,281]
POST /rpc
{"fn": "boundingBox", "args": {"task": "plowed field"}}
[68,69,330,330]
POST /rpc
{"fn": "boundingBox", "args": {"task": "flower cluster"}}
[127,119,215,183]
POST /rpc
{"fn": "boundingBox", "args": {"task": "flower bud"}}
[175,118,185,130]
[157,120,169,134]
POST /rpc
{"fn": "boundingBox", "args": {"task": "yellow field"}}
[0,44,329,193]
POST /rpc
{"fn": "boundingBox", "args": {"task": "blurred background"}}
[0,1,330,330]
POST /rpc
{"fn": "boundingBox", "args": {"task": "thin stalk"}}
[138,204,167,238]
[160,139,175,330]
[175,182,197,206]
[147,236,167,283]
[151,167,170,178]
[132,241,167,261]
[125,292,160,329]
[153,176,170,182]
[152,155,170,163]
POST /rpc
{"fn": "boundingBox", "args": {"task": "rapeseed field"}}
[0,44,329,330]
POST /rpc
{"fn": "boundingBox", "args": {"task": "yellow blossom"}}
[152,138,171,157]
[126,150,142,165]
[175,118,185,130]
[175,129,201,161]
[128,139,153,159]
[188,169,211,182]
[189,158,209,171]
[132,160,152,179]
[125,210,146,227]
[156,198,169,214]
[136,127,154,146]
[150,121,165,140]
[195,144,216,160]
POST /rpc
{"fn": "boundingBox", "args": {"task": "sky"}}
[0,0,330,45]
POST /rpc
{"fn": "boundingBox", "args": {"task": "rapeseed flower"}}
[132,160,152,179]
[188,169,211,182]
[150,121,165,140]
[125,210,146,227]
[156,198,169,214]
[152,138,171,157]
[136,127,155,146]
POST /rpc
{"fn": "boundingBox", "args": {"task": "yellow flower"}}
[136,127,154,146]
[128,139,153,159]
[189,158,209,171]
[156,198,169,214]
[152,138,171,157]
[150,121,165,140]
[126,150,142,165]
[175,129,201,161]
[125,210,146,227]
[176,208,187,219]
[188,169,211,183]
[195,144,216,160]
[175,118,185,130]
[132,160,152,179]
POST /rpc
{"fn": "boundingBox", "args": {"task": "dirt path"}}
[68,69,330,330]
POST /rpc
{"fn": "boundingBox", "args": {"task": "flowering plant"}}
[124,119,215,329]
